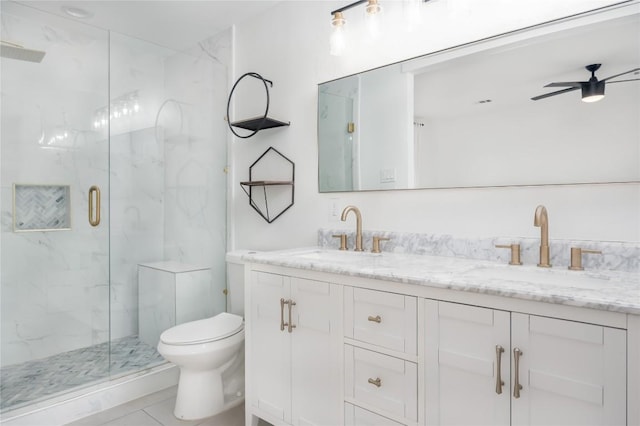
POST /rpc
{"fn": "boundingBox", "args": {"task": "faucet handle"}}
[332,234,348,251]
[495,244,523,265]
[372,236,390,254]
[569,247,602,271]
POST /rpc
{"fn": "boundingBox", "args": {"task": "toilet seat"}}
[160,312,244,346]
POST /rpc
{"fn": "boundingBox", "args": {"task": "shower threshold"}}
[0,335,165,414]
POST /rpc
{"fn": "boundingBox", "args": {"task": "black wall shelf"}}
[231,116,290,131]
[240,147,295,223]
[226,72,290,138]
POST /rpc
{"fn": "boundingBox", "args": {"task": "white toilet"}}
[157,253,247,420]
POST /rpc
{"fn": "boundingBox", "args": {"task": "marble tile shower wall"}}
[0,5,230,368]
[319,229,639,273]
[0,7,111,367]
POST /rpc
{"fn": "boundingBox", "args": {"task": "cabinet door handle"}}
[513,347,523,398]
[88,186,101,227]
[367,315,382,323]
[287,300,296,333]
[368,377,381,387]
[280,298,287,331]
[495,345,505,394]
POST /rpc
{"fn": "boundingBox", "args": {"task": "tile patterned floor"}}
[66,386,246,426]
[0,336,165,412]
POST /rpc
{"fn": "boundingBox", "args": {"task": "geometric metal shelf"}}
[240,147,294,223]
[226,72,290,139]
[231,116,290,131]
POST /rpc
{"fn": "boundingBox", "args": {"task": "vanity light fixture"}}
[329,0,382,56]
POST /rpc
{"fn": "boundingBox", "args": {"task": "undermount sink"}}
[288,249,382,263]
[464,266,612,290]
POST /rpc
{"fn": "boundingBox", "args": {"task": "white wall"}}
[359,64,413,190]
[230,0,639,251]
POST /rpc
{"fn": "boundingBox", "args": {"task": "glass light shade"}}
[365,0,382,38]
[330,13,346,56]
[404,0,422,31]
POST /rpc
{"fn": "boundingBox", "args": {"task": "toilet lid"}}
[160,312,244,345]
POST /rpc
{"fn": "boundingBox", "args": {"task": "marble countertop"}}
[239,247,640,315]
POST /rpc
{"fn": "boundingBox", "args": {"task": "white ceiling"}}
[14,0,280,51]
[413,12,640,118]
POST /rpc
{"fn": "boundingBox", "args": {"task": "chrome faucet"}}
[533,205,551,267]
[340,205,363,251]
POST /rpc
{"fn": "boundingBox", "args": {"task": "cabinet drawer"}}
[345,403,405,426]
[345,287,417,354]
[345,345,417,422]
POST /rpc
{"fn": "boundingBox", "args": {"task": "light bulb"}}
[582,94,604,103]
[330,12,346,56]
[365,0,382,38]
[404,0,422,31]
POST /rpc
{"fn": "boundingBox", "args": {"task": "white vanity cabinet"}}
[247,271,342,426]
[245,256,636,426]
[424,300,627,426]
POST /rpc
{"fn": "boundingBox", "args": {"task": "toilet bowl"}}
[158,312,244,420]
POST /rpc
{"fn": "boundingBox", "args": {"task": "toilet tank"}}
[226,251,255,317]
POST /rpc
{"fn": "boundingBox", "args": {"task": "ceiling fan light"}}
[581,81,605,103]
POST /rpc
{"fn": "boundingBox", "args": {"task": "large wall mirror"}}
[317,5,640,192]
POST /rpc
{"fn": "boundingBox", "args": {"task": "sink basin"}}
[464,266,612,290]
[288,249,382,263]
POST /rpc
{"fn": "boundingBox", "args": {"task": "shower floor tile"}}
[0,336,165,413]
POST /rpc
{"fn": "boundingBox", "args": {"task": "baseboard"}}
[0,364,179,426]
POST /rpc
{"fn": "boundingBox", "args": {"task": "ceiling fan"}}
[531,63,640,102]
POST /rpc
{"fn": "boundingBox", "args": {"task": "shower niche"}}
[13,184,71,231]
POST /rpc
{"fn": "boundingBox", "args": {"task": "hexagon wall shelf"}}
[240,147,294,223]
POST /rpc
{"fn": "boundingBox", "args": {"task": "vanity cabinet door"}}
[250,271,292,423]
[424,300,511,426]
[425,300,627,426]
[290,277,342,426]
[511,314,626,426]
[249,272,342,426]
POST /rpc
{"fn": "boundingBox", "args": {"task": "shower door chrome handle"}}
[88,186,101,227]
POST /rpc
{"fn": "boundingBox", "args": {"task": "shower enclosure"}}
[0,2,229,414]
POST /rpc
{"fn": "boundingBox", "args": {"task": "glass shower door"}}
[0,3,110,411]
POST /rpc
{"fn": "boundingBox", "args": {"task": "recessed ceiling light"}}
[61,6,93,19]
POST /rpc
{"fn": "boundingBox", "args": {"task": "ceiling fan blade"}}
[602,67,640,82]
[531,86,580,101]
[606,78,640,84]
[544,81,584,88]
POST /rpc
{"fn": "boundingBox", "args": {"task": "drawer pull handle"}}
[368,377,381,387]
[367,315,382,323]
[495,345,505,394]
[513,348,523,399]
